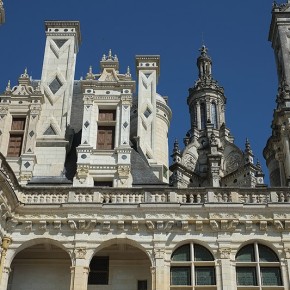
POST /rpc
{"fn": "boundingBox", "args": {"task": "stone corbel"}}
[53,221,61,230]
[274,220,284,230]
[228,219,239,230]
[195,221,203,231]
[245,220,253,231]
[260,220,268,231]
[132,220,139,231]
[181,220,189,231]
[210,220,219,230]
[38,221,47,231]
[156,221,163,231]
[285,220,290,229]
[117,220,124,230]
[68,220,77,230]
[103,221,110,231]
[164,221,174,230]
[24,221,32,232]
[146,221,155,230]
[79,220,86,230]
[221,220,228,230]
[85,220,96,230]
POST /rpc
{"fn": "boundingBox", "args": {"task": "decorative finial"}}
[108,49,112,59]
[199,45,208,56]
[173,139,179,152]
[114,54,118,61]
[35,81,41,92]
[5,80,11,92]
[245,138,253,154]
[102,54,106,61]
[125,66,131,77]
[256,160,264,176]
[86,65,95,80]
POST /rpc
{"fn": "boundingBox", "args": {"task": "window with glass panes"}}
[170,243,216,289]
[236,243,283,289]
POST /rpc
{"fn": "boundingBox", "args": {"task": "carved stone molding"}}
[74,248,87,259]
[154,248,165,259]
[219,248,231,259]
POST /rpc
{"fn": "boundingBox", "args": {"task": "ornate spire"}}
[245,138,253,154]
[197,45,212,79]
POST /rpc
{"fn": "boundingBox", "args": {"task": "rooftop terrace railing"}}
[19,188,290,205]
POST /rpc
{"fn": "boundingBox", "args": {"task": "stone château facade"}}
[0,2,290,290]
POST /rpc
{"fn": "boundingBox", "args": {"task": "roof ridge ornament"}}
[86,65,95,80]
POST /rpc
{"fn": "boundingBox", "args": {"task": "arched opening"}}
[8,242,71,290]
[236,243,283,288]
[200,103,206,129]
[170,243,216,288]
[211,102,218,129]
[88,242,151,290]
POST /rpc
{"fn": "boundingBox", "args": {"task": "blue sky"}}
[0,0,279,184]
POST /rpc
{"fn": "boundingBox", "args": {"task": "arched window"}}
[170,243,216,287]
[200,103,206,129]
[211,102,218,129]
[236,243,283,287]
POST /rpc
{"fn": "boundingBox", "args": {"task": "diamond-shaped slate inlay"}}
[143,108,152,118]
[49,77,62,94]
[24,161,31,168]
[29,131,34,138]
[123,122,128,128]
[53,39,68,49]
[84,121,90,128]
[27,148,32,153]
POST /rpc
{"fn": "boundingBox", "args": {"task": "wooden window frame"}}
[7,117,26,157]
[97,109,116,150]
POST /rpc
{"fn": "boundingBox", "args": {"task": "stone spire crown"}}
[197,45,212,79]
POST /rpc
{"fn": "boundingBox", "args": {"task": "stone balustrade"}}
[16,188,290,205]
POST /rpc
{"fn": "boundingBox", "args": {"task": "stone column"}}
[283,247,290,288]
[276,152,286,186]
[154,248,170,290]
[196,102,201,130]
[0,237,12,290]
[0,267,11,290]
[70,248,89,290]
[218,248,236,290]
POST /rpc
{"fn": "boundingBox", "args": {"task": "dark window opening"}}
[88,256,109,285]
